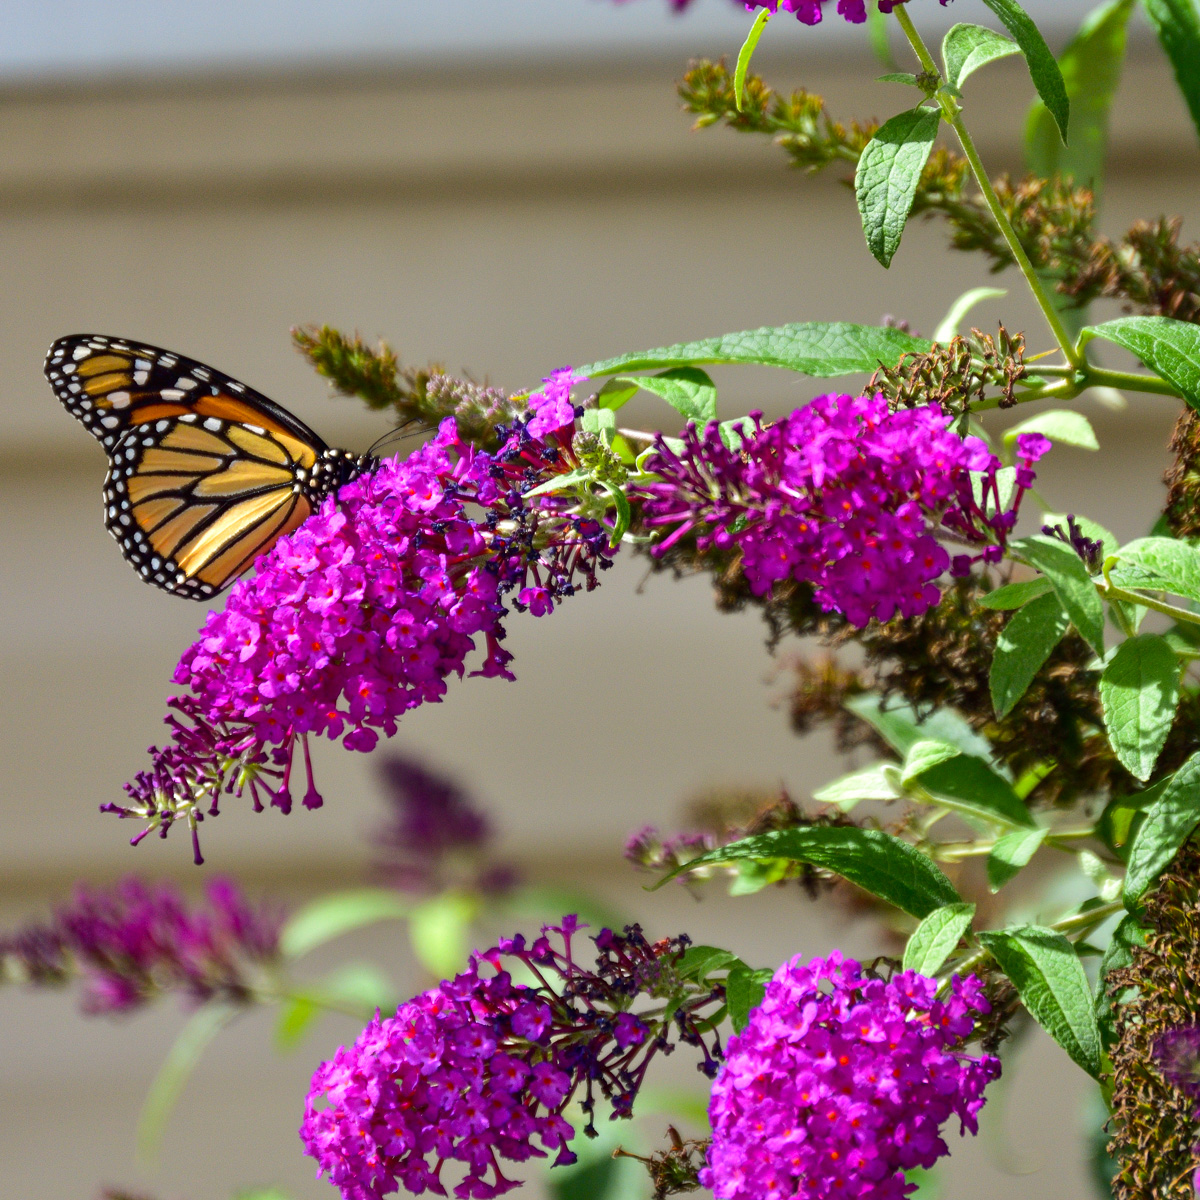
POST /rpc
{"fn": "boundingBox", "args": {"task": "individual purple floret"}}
[636,396,1048,627]
[618,0,953,22]
[702,951,999,1200]
[0,876,282,1014]
[301,919,725,1200]
[110,372,614,860]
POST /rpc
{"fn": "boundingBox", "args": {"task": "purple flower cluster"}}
[0,876,280,1014]
[703,951,999,1200]
[636,396,1049,627]
[1151,1024,1200,1195]
[302,918,725,1200]
[373,755,518,896]
[111,372,614,861]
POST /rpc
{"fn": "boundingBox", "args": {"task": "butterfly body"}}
[45,335,374,599]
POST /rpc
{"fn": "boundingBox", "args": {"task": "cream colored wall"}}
[0,44,1195,1199]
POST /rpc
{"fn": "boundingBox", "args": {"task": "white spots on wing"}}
[245,424,265,435]
[159,388,184,400]
[228,381,245,393]
[108,391,131,408]
[155,419,171,431]
[203,417,223,432]
[133,370,150,386]
[100,416,120,429]
[177,377,197,391]
[72,346,90,361]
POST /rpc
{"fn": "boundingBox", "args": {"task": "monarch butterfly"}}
[44,334,375,600]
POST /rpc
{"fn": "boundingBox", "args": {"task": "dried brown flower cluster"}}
[615,1127,710,1200]
[1107,839,1200,1200]
[870,325,1027,415]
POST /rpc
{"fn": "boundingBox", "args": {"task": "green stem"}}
[891,6,1083,368]
[1051,899,1125,936]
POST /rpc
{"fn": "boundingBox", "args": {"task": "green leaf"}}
[409,891,479,979]
[274,963,397,1051]
[877,71,921,85]
[718,415,757,451]
[631,367,718,425]
[138,1002,238,1162]
[1011,534,1106,653]
[734,7,772,111]
[979,577,1053,609]
[1025,0,1134,191]
[932,285,1007,343]
[596,377,640,412]
[1041,513,1118,561]
[1095,912,1146,1046]
[726,965,772,1033]
[279,888,412,960]
[979,0,1071,142]
[844,693,998,763]
[854,105,942,268]
[579,322,931,379]
[1004,409,1099,451]
[581,406,618,442]
[236,1190,294,1200]
[907,746,1038,829]
[678,945,744,981]
[1108,536,1200,603]
[987,827,1049,891]
[1142,0,1200,146]
[1082,316,1200,409]
[1100,633,1182,780]
[990,590,1071,718]
[601,480,632,544]
[813,763,902,811]
[902,902,976,975]
[977,925,1102,1077]
[942,23,1020,88]
[524,466,594,499]
[901,739,962,781]
[654,826,961,918]
[1124,751,1200,904]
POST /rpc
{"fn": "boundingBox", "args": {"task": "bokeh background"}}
[0,1,1195,1196]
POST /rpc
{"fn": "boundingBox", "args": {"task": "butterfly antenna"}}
[367,419,429,458]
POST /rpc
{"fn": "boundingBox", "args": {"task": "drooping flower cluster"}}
[373,755,518,896]
[302,918,725,1200]
[110,372,615,861]
[636,396,1048,627]
[702,951,999,1200]
[0,876,281,1015]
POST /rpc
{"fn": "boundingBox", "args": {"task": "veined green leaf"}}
[1100,633,1182,780]
[844,693,997,763]
[275,963,397,1052]
[987,826,1049,891]
[1026,0,1134,192]
[1142,0,1200,146]
[654,826,961,918]
[726,965,773,1032]
[280,888,412,960]
[1097,775,1172,860]
[596,377,640,411]
[978,577,1053,609]
[812,762,902,811]
[579,322,931,379]
[677,945,745,981]
[942,23,1020,88]
[1004,409,1099,451]
[1082,316,1200,409]
[1011,534,1106,654]
[990,590,1071,718]
[903,902,976,975]
[524,466,594,499]
[854,106,942,268]
[630,367,718,425]
[1124,752,1200,904]
[1107,536,1200,604]
[978,925,1102,1077]
[908,747,1037,829]
[877,71,920,85]
[979,0,1071,142]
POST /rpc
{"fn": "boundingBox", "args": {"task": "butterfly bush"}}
[703,951,1000,1200]
[635,396,1049,627]
[110,371,613,862]
[623,0,953,22]
[0,876,280,1014]
[302,918,725,1200]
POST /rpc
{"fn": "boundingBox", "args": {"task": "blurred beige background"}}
[0,4,1196,1197]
